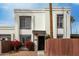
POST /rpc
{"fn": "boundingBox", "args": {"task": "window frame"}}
[57,34,63,38]
[20,16,31,29]
[57,14,64,28]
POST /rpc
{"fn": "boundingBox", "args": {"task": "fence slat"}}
[45,39,79,56]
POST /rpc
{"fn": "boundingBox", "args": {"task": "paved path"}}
[38,51,45,56]
[0,51,37,56]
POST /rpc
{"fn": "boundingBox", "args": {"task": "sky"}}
[0,3,79,34]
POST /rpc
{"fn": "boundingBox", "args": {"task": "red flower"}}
[10,40,20,47]
[24,40,34,49]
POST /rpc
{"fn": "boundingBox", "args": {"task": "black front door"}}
[38,36,45,50]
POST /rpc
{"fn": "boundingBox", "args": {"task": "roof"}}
[0,26,14,30]
[14,8,71,13]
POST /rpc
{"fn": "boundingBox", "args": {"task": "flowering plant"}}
[11,40,20,47]
[10,39,21,51]
[24,40,35,51]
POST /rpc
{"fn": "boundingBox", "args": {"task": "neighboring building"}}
[0,26,14,41]
[0,8,71,50]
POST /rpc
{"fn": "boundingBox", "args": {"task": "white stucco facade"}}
[0,8,71,41]
[0,26,14,41]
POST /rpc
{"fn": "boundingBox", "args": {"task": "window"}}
[20,16,31,29]
[0,34,11,40]
[20,35,31,44]
[20,35,31,41]
[57,34,63,38]
[57,14,63,28]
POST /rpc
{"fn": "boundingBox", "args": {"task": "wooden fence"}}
[45,39,79,56]
[0,40,11,54]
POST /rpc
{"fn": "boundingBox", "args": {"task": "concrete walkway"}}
[0,51,37,56]
[37,51,45,56]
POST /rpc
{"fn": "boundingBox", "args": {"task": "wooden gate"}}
[45,39,79,56]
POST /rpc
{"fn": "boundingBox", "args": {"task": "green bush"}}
[45,34,51,39]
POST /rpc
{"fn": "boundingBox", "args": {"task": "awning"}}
[32,30,46,36]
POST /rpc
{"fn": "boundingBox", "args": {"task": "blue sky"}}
[0,3,79,34]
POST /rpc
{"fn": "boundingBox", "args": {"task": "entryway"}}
[20,35,31,45]
[38,36,45,50]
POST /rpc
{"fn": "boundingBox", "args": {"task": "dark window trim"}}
[57,14,64,28]
[57,34,63,38]
[20,16,31,29]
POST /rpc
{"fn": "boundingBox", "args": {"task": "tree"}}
[71,16,75,23]
[70,16,75,34]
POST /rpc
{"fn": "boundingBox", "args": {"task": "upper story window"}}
[57,14,63,28]
[20,16,31,29]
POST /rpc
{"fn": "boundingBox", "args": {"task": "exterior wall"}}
[0,27,14,41]
[14,13,20,41]
[0,8,70,41]
[14,8,71,40]
[57,10,70,38]
[0,8,71,41]
[14,10,46,41]
[45,8,71,38]
[0,30,14,34]
[14,12,33,41]
[33,11,46,49]
[53,11,58,38]
[57,28,63,34]
[66,10,71,38]
[45,10,50,35]
[14,13,34,41]
[34,12,46,31]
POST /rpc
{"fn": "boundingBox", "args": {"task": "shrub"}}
[45,34,51,39]
[10,40,21,51]
[24,40,35,51]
